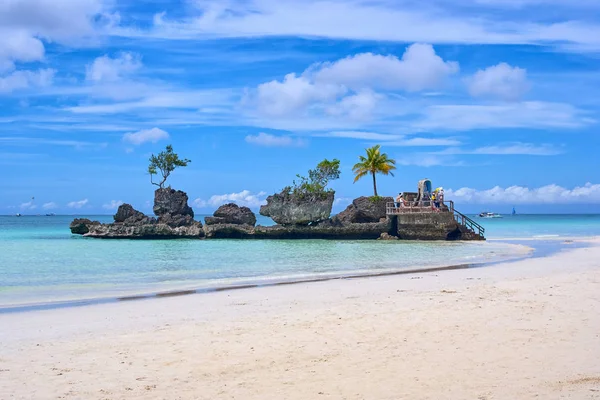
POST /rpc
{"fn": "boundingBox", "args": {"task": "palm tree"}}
[352,145,397,197]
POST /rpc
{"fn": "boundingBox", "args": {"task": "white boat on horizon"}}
[479,212,503,218]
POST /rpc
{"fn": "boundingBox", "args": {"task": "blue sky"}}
[2,0,600,215]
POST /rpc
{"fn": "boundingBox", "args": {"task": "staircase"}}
[452,207,485,240]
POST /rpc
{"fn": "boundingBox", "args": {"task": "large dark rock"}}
[259,190,334,225]
[153,188,194,218]
[334,196,393,224]
[70,218,100,234]
[114,204,150,224]
[70,189,204,239]
[204,203,256,226]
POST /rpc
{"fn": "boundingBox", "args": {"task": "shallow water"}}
[0,214,538,307]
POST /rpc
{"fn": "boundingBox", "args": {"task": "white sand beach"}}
[2,239,600,400]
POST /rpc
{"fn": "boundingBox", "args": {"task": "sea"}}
[1,214,599,311]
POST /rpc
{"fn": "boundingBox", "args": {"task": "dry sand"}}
[1,239,600,399]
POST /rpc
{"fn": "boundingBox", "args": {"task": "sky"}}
[2,0,600,215]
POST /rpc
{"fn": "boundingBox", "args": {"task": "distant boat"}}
[479,212,502,218]
[45,213,56,216]
[16,213,22,217]
[512,207,516,215]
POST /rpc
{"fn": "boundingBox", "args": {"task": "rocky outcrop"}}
[204,203,256,226]
[114,204,151,224]
[69,218,100,234]
[334,196,393,224]
[153,188,194,218]
[378,232,398,240]
[71,189,204,239]
[259,190,334,225]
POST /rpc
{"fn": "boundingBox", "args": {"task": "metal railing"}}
[385,200,454,214]
[453,209,485,238]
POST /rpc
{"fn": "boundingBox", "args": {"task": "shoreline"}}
[1,237,599,399]
[0,240,535,314]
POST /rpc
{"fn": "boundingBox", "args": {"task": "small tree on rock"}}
[148,145,191,188]
[285,158,341,200]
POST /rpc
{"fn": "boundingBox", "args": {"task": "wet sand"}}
[1,238,600,399]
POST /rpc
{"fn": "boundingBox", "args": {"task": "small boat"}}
[45,213,56,216]
[479,212,502,218]
[16,213,22,217]
[512,207,516,216]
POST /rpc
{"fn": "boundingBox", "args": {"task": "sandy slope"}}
[1,239,600,400]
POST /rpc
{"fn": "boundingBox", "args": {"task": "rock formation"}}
[70,189,203,239]
[334,196,393,224]
[259,190,334,225]
[69,218,100,235]
[204,203,256,226]
[153,187,194,218]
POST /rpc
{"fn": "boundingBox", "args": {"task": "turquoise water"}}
[1,214,598,308]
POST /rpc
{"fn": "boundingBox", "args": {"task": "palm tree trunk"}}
[372,171,378,197]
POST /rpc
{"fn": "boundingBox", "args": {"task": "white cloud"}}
[248,44,456,118]
[414,102,593,131]
[102,200,124,210]
[194,190,268,209]
[19,200,36,210]
[122,127,170,145]
[314,45,459,91]
[86,52,142,82]
[325,90,382,121]
[446,183,600,204]
[137,0,600,52]
[252,73,345,117]
[42,202,58,210]
[467,62,530,101]
[245,132,306,147]
[0,68,55,94]
[0,0,111,71]
[67,199,89,209]
[438,143,562,156]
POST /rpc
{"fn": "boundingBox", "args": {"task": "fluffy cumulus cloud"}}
[102,200,124,210]
[248,44,456,119]
[122,127,170,145]
[314,44,459,91]
[253,73,345,117]
[67,199,89,209]
[42,202,58,210]
[0,0,112,90]
[245,132,306,147]
[446,183,600,204]
[194,190,267,209]
[86,52,142,83]
[466,62,530,101]
[0,68,55,94]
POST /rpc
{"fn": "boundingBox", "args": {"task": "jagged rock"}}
[114,204,150,224]
[204,203,256,226]
[203,223,255,239]
[259,190,334,225]
[86,221,204,238]
[335,196,393,224]
[153,188,194,218]
[70,188,203,239]
[378,232,398,240]
[69,218,100,234]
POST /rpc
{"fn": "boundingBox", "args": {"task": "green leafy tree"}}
[286,158,341,200]
[148,145,191,188]
[352,145,396,197]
